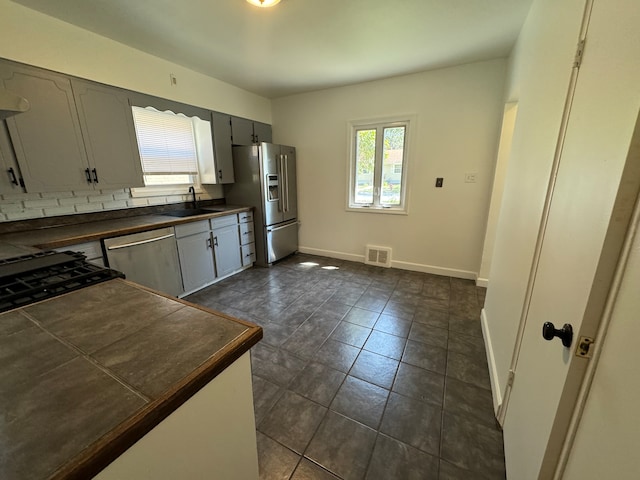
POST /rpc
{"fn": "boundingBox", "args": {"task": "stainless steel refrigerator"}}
[225,142,298,266]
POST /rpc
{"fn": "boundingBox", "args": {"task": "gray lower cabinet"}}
[176,226,216,294]
[176,214,249,295]
[0,61,90,192]
[239,211,256,267]
[212,215,242,279]
[71,79,144,189]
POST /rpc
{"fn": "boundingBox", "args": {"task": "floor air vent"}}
[364,245,392,268]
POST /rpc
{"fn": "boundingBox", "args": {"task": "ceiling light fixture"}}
[246,0,281,7]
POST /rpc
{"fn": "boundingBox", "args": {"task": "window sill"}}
[346,205,408,215]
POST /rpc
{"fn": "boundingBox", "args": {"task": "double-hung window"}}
[348,117,411,213]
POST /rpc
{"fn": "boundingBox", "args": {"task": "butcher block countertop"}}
[0,279,262,479]
[0,205,252,251]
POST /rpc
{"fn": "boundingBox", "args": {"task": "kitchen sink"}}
[162,208,217,218]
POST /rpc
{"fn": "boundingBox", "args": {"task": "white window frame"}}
[346,115,414,214]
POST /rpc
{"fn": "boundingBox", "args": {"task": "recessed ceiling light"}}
[246,0,281,7]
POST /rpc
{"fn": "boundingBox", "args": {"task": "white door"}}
[502,1,640,478]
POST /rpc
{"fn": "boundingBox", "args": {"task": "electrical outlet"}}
[170,74,177,86]
[435,177,444,188]
[465,172,477,183]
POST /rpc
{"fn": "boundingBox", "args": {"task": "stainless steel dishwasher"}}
[103,226,184,297]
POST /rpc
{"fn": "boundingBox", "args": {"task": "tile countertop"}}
[0,279,262,480]
[0,205,252,252]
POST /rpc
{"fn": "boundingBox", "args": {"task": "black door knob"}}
[542,322,573,348]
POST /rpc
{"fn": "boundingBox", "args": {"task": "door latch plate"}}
[576,336,594,358]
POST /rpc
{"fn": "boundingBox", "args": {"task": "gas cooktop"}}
[0,250,124,313]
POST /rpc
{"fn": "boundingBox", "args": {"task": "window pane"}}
[355,129,376,204]
[381,126,405,205]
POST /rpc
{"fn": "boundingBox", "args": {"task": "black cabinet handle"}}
[7,167,18,186]
[92,168,99,183]
[542,322,573,348]
[85,168,92,183]
[218,169,223,180]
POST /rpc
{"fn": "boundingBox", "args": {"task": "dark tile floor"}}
[186,253,505,480]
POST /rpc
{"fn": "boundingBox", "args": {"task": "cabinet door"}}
[71,79,144,189]
[0,123,23,194]
[177,231,216,293]
[253,122,272,144]
[211,112,234,184]
[0,61,90,192]
[230,116,255,145]
[213,224,242,278]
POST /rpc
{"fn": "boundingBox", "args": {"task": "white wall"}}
[272,59,506,277]
[0,0,271,221]
[482,0,586,402]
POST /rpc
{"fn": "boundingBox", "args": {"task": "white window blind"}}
[131,106,198,176]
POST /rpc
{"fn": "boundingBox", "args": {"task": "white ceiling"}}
[12,0,533,98]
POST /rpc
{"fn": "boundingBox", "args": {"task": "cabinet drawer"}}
[175,220,210,238]
[211,214,238,229]
[241,243,256,267]
[238,211,253,223]
[239,222,255,246]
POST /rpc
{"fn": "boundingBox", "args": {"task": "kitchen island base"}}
[94,352,258,480]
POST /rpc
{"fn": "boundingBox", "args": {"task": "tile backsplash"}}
[0,185,223,222]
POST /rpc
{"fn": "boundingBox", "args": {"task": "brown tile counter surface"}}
[0,278,262,480]
[0,205,252,251]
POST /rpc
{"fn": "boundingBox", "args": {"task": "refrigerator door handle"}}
[277,155,284,212]
[267,220,299,232]
[283,154,289,212]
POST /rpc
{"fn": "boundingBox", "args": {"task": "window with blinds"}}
[131,106,199,186]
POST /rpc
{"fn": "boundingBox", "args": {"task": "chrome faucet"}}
[188,186,197,208]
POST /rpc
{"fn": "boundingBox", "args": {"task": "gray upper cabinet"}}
[71,79,144,189]
[0,122,22,194]
[0,61,90,192]
[212,111,234,184]
[231,116,254,145]
[231,116,272,145]
[253,121,272,144]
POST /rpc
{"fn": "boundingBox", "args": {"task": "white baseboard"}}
[481,307,502,418]
[298,246,365,263]
[476,277,489,288]
[298,246,478,280]
[391,260,477,280]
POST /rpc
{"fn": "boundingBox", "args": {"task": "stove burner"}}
[0,251,125,313]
